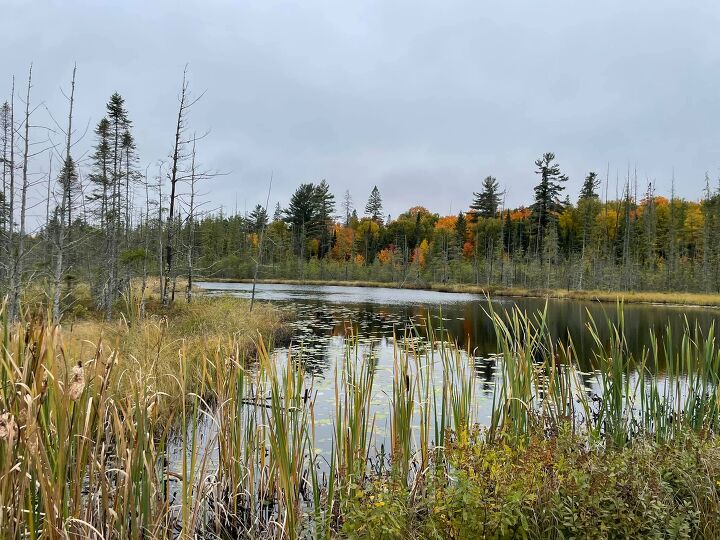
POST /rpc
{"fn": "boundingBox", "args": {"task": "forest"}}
[2,65,720,322]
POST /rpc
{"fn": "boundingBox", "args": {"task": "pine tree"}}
[530,152,567,257]
[365,185,383,222]
[285,183,318,257]
[471,176,501,218]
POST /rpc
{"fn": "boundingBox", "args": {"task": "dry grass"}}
[211,277,720,308]
[63,294,289,419]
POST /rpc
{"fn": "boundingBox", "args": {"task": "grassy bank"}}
[205,277,720,307]
[64,293,290,419]
[2,302,720,538]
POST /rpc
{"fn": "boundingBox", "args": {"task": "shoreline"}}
[197,277,720,309]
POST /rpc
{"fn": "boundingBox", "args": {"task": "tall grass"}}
[1,298,720,537]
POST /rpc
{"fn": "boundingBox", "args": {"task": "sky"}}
[4,0,720,222]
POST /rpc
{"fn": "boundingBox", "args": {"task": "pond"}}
[194,281,720,449]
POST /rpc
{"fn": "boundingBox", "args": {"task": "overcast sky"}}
[5,0,720,220]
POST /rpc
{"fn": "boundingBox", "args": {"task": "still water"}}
[198,282,720,371]
[194,282,720,445]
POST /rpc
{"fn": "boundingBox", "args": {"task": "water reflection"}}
[198,282,720,377]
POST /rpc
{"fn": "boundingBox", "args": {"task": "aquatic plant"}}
[2,298,720,538]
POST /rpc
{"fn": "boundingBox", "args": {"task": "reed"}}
[2,298,720,538]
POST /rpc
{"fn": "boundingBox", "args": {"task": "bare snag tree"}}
[51,65,77,323]
[162,65,204,307]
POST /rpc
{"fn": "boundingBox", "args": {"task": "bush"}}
[339,428,720,539]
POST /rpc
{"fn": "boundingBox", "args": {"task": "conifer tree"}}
[530,152,567,258]
[365,185,383,222]
[579,171,600,201]
[314,179,335,258]
[90,118,111,229]
[248,204,268,234]
[471,176,501,218]
[454,211,467,247]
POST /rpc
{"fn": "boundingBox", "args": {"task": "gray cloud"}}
[4,0,720,220]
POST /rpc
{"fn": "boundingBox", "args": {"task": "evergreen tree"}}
[248,204,268,234]
[105,93,132,314]
[89,118,111,228]
[284,182,325,257]
[273,202,282,222]
[365,185,383,222]
[313,180,335,257]
[57,155,78,228]
[579,171,600,201]
[471,176,501,218]
[530,152,567,257]
[454,212,467,247]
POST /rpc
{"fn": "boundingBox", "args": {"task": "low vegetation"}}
[2,300,720,538]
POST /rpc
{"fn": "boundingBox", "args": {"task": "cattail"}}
[0,412,18,447]
[68,361,86,402]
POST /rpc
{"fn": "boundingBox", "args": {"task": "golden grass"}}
[209,277,720,307]
[62,295,289,420]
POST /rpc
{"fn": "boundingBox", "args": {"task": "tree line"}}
[197,153,720,294]
[2,67,720,322]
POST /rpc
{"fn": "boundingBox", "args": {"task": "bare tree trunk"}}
[44,153,52,241]
[52,66,76,323]
[157,167,164,301]
[140,166,151,318]
[10,67,32,320]
[6,79,16,319]
[163,67,189,306]
[186,138,197,303]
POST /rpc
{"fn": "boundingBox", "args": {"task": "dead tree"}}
[185,136,197,303]
[162,66,204,306]
[5,79,16,318]
[51,66,76,323]
[162,67,189,306]
[9,67,32,320]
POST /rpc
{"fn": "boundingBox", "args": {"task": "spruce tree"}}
[248,204,268,234]
[471,176,501,218]
[365,185,383,222]
[313,180,335,258]
[579,171,600,201]
[530,152,567,257]
[89,118,111,229]
[454,211,467,247]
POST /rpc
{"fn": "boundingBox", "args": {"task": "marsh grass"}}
[2,297,720,538]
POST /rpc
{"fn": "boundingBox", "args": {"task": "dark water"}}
[198,282,720,371]
[191,281,720,450]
